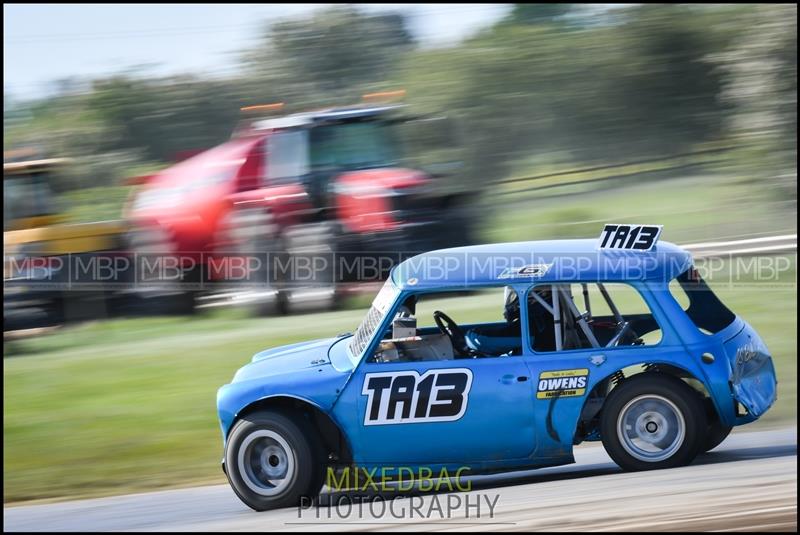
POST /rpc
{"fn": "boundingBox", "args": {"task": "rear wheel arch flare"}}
[574,362,717,442]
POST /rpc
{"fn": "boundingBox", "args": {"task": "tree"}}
[3,92,143,191]
[578,4,731,158]
[399,4,734,186]
[88,74,247,162]
[713,4,797,197]
[242,5,414,107]
[508,4,573,25]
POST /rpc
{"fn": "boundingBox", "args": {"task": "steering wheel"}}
[433,310,469,356]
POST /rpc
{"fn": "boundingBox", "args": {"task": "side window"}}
[370,287,523,363]
[669,268,736,335]
[265,130,309,185]
[527,283,662,353]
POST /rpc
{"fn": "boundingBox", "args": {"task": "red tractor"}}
[124,100,473,315]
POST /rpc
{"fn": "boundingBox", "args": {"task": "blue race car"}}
[216,224,778,511]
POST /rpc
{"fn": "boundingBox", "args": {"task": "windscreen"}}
[348,279,400,359]
[3,173,54,228]
[310,120,398,170]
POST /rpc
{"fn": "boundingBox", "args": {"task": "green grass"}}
[498,147,730,196]
[482,173,796,245]
[3,308,366,503]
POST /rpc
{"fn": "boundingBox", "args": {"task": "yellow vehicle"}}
[4,155,129,331]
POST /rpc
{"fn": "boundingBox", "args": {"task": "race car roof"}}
[390,239,693,290]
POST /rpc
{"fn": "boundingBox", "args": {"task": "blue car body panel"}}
[216,238,778,472]
[216,337,350,438]
[724,322,778,419]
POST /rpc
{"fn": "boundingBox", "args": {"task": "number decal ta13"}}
[362,369,473,426]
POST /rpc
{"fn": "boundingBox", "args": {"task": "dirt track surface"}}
[4,426,796,532]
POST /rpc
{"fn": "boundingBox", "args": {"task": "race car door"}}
[522,282,673,452]
[347,355,536,465]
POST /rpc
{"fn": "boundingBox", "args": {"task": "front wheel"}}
[601,374,707,471]
[224,410,325,511]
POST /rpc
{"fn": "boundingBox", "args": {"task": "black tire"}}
[703,419,733,452]
[59,289,111,324]
[126,227,197,315]
[224,410,326,511]
[175,265,200,314]
[601,373,707,471]
[219,207,287,317]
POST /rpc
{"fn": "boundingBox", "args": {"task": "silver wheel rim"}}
[617,394,685,462]
[237,430,296,496]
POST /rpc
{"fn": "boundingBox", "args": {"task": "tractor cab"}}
[241,99,470,250]
[252,104,405,213]
[3,157,64,231]
[3,154,128,331]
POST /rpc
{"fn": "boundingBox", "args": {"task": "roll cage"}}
[528,283,634,352]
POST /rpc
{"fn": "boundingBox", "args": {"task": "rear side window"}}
[669,268,736,335]
[526,282,662,353]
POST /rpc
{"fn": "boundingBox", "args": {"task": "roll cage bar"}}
[529,283,627,351]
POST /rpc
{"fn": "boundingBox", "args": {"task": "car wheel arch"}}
[573,361,718,444]
[232,395,354,466]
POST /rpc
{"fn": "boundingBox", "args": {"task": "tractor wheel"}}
[220,207,286,317]
[279,222,339,314]
[125,227,197,315]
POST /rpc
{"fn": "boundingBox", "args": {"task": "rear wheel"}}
[224,410,325,511]
[601,374,706,471]
[703,419,733,452]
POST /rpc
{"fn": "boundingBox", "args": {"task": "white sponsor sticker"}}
[598,224,663,251]
[498,263,552,279]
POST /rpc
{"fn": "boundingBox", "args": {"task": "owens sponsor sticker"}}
[537,368,589,399]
